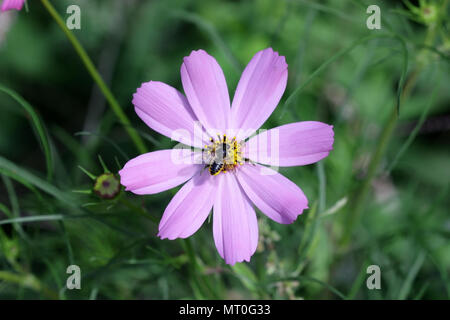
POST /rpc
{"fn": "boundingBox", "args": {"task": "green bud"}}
[93,173,120,199]
[420,4,438,25]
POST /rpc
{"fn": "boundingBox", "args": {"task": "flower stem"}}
[40,0,147,154]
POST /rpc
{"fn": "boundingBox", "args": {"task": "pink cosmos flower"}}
[119,48,334,265]
[1,0,25,12]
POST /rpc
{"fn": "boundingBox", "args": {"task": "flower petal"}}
[158,172,216,240]
[1,0,24,11]
[237,164,308,224]
[133,81,207,148]
[230,48,288,140]
[119,149,200,195]
[213,173,258,265]
[181,50,230,134]
[244,121,334,167]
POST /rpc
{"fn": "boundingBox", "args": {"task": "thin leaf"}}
[0,156,78,208]
[231,263,258,294]
[279,33,409,119]
[398,251,426,299]
[0,84,53,181]
[387,73,442,172]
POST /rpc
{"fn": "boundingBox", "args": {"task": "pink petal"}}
[1,0,24,11]
[244,121,334,167]
[119,149,200,195]
[158,172,216,240]
[213,174,258,265]
[133,81,207,148]
[230,48,287,140]
[237,164,308,224]
[181,50,230,134]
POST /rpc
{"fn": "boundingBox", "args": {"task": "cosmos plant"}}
[1,0,25,11]
[119,48,334,265]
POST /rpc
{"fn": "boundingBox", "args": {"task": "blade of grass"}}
[2,175,19,217]
[58,221,74,266]
[347,259,369,299]
[387,72,442,172]
[0,156,78,208]
[296,201,319,272]
[0,160,146,240]
[1,176,29,241]
[0,84,53,181]
[40,0,147,154]
[279,33,408,119]
[317,162,326,213]
[427,250,450,299]
[398,251,426,299]
[0,169,45,206]
[413,282,429,300]
[0,214,74,225]
[231,263,259,295]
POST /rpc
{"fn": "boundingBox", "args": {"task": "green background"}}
[0,0,449,299]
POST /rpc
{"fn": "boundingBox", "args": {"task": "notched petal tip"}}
[157,232,170,240]
[157,232,177,241]
[181,47,230,132]
[230,47,289,139]
[245,121,335,167]
[225,257,251,266]
[132,80,157,104]
[157,173,215,240]
[261,47,288,69]
[237,164,308,225]
[183,49,210,62]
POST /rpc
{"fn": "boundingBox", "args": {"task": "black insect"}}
[209,161,224,176]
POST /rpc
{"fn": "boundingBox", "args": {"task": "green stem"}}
[341,101,399,245]
[40,0,147,154]
[340,19,439,245]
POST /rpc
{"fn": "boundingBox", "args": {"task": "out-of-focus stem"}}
[40,0,147,154]
[341,72,417,245]
[340,20,439,246]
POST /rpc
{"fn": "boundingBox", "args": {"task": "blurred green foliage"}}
[0,0,449,299]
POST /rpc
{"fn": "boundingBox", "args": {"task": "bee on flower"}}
[119,48,334,265]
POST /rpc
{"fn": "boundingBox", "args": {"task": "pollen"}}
[203,134,244,175]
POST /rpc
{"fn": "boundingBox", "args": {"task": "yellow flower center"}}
[203,135,244,176]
